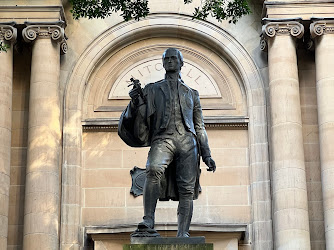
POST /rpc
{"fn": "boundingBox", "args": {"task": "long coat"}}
[118,78,211,200]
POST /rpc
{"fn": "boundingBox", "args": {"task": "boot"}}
[138,215,154,229]
[176,199,193,237]
[138,176,160,230]
[185,201,193,234]
[177,213,191,237]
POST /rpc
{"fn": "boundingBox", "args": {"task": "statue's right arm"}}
[133,100,149,144]
[130,85,152,145]
[119,84,154,147]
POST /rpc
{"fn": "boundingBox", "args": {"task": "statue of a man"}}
[118,48,216,237]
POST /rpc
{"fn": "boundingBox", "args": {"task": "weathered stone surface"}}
[123,243,213,250]
[130,236,205,244]
[265,19,311,249]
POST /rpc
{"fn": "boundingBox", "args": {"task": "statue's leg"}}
[140,139,174,229]
[177,197,193,237]
[185,200,193,233]
[175,135,198,237]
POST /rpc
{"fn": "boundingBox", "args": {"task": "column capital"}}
[310,18,334,38]
[22,21,65,44]
[60,40,68,55]
[0,22,17,43]
[262,20,304,40]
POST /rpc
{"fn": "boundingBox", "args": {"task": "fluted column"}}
[0,22,17,250]
[262,20,311,249]
[310,18,334,249]
[22,22,65,250]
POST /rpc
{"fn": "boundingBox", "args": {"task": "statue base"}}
[130,236,205,244]
[124,236,213,249]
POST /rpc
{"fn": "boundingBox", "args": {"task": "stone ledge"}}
[0,6,66,24]
[82,116,249,132]
[263,1,334,20]
[88,225,246,249]
[86,223,248,239]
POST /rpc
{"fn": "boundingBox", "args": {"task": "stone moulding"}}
[81,116,249,132]
[263,0,334,20]
[0,5,66,25]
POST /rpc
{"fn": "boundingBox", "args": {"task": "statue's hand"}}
[204,157,216,173]
[129,85,141,105]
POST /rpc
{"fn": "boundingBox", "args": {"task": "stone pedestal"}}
[88,224,244,250]
[125,237,213,250]
[131,236,205,244]
[123,243,213,250]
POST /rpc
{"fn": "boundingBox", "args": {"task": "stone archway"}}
[61,13,271,249]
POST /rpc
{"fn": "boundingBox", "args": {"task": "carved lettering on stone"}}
[109,56,221,99]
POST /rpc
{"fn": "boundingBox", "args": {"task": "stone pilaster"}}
[0,22,17,250]
[310,18,334,249]
[262,20,311,249]
[22,22,64,250]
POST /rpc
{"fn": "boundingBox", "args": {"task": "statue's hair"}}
[162,48,184,64]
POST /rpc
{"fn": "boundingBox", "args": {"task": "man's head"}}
[162,48,184,73]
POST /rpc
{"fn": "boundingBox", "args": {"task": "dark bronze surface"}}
[119,48,216,238]
[130,166,146,197]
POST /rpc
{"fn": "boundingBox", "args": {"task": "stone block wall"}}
[82,128,250,241]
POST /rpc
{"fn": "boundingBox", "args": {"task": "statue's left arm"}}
[192,90,216,172]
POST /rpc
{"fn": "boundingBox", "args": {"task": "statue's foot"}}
[138,216,154,230]
[176,232,190,237]
[131,216,160,237]
[131,227,160,237]
[138,220,153,230]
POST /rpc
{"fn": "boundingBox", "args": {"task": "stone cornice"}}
[310,18,334,38]
[263,1,334,20]
[0,5,66,26]
[0,22,17,43]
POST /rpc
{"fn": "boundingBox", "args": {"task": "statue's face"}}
[163,49,183,72]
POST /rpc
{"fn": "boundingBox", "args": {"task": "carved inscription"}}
[108,56,221,99]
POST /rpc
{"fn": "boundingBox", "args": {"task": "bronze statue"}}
[118,48,216,237]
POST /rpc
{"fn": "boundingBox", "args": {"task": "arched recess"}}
[61,14,272,249]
